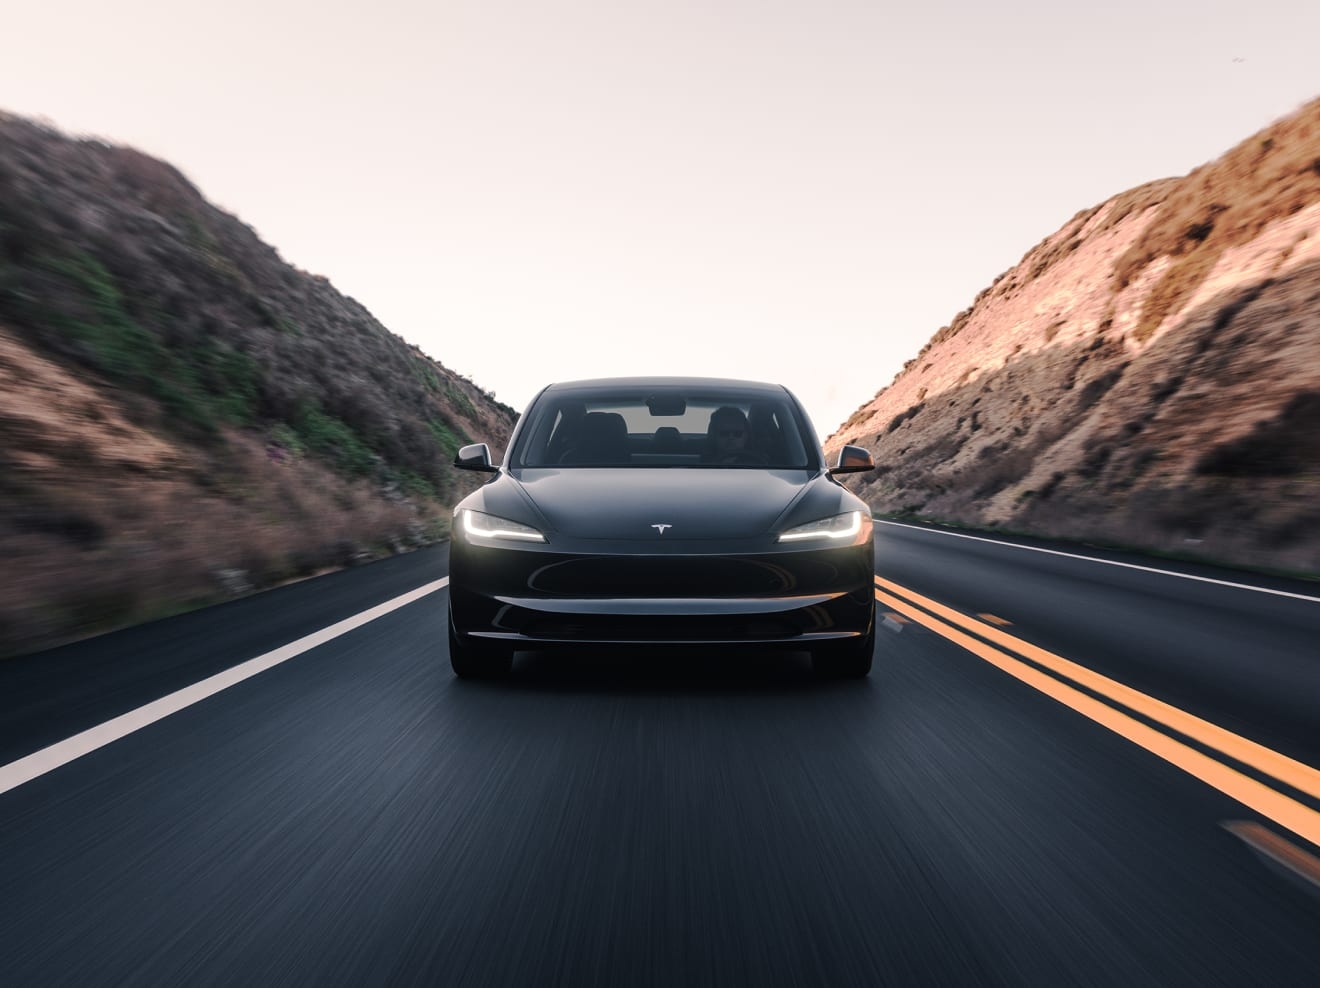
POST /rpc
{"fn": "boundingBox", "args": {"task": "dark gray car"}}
[447,376,877,678]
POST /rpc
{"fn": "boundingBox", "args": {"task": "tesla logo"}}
[651,524,672,534]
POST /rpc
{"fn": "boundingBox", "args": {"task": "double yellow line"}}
[874,577,1320,861]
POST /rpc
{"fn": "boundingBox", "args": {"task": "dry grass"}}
[0,430,447,657]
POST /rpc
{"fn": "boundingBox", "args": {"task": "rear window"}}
[512,389,818,469]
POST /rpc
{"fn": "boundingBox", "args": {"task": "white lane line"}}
[0,577,450,797]
[875,519,1320,603]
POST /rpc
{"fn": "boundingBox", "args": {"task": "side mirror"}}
[454,442,499,473]
[829,444,875,475]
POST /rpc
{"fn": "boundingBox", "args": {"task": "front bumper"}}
[449,540,875,648]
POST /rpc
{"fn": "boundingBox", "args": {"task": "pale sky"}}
[4,0,1318,438]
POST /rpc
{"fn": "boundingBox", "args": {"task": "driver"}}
[704,406,761,464]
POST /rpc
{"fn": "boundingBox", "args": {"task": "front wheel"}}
[811,625,874,678]
[448,614,513,679]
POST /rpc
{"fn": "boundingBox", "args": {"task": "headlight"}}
[459,509,546,543]
[776,510,871,545]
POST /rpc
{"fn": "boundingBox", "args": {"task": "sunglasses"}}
[718,429,745,438]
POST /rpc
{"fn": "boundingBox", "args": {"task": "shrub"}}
[443,384,477,419]
[268,424,306,457]
[427,418,468,459]
[399,470,438,500]
[32,249,228,436]
[886,401,926,434]
[1195,391,1320,477]
[293,400,377,476]
[1074,367,1126,413]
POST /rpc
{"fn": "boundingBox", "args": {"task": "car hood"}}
[511,468,818,540]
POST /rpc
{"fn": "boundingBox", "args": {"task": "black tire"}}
[811,625,874,678]
[448,614,513,679]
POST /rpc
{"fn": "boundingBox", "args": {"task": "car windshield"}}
[513,388,819,469]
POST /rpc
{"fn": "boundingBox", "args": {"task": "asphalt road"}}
[2,527,1319,986]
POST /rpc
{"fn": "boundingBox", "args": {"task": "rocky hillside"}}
[0,112,517,657]
[828,95,1320,575]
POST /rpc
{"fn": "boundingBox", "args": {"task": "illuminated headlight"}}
[776,510,871,545]
[459,509,546,543]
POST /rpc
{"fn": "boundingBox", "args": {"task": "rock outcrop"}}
[827,96,1320,574]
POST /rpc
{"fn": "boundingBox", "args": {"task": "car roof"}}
[542,376,793,395]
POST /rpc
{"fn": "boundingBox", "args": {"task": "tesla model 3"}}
[448,377,877,678]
